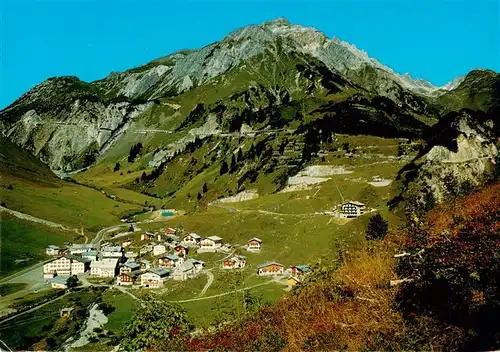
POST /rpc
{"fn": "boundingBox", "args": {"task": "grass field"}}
[0,137,143,232]
[101,289,138,333]
[0,214,70,278]
[112,207,367,269]
[178,281,286,328]
[0,283,28,296]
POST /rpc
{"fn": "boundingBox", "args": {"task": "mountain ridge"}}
[0,18,498,211]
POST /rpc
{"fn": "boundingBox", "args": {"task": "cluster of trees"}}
[365,213,389,241]
[196,183,208,201]
[120,295,191,351]
[66,275,80,289]
[397,183,500,351]
[219,148,246,176]
[128,143,143,162]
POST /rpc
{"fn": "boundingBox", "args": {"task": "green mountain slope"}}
[0,137,142,232]
[434,69,500,115]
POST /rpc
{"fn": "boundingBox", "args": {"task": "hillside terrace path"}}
[198,270,214,297]
[0,291,72,326]
[0,205,79,233]
[208,202,326,218]
[169,280,278,303]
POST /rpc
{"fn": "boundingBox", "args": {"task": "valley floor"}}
[0,136,410,350]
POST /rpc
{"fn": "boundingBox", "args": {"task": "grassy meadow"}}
[0,214,70,278]
[0,137,143,232]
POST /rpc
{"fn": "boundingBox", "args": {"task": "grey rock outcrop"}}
[0,76,152,172]
[393,111,498,213]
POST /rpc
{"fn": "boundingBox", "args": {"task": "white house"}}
[247,238,262,252]
[90,258,119,278]
[101,245,123,259]
[185,258,205,273]
[198,236,223,253]
[182,233,201,247]
[141,232,155,241]
[165,227,177,235]
[46,245,61,256]
[118,270,140,286]
[153,244,167,256]
[50,276,68,289]
[222,255,247,269]
[140,269,170,288]
[338,201,365,218]
[220,244,232,253]
[139,244,153,255]
[287,264,311,277]
[125,251,138,259]
[174,245,189,257]
[173,260,196,281]
[82,250,98,262]
[70,256,90,275]
[158,254,181,268]
[120,261,140,274]
[44,256,71,278]
[140,259,151,270]
[43,255,90,278]
[122,239,133,248]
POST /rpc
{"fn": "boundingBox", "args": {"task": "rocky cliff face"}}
[0,76,152,172]
[391,110,498,214]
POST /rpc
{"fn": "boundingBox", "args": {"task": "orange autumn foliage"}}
[185,183,500,351]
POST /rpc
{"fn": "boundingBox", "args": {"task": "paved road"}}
[0,339,13,351]
[0,259,53,285]
[91,224,125,250]
[199,271,214,297]
[91,220,153,249]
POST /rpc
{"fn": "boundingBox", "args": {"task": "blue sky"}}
[1,0,498,108]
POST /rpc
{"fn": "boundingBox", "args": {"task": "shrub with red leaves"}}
[398,183,500,350]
